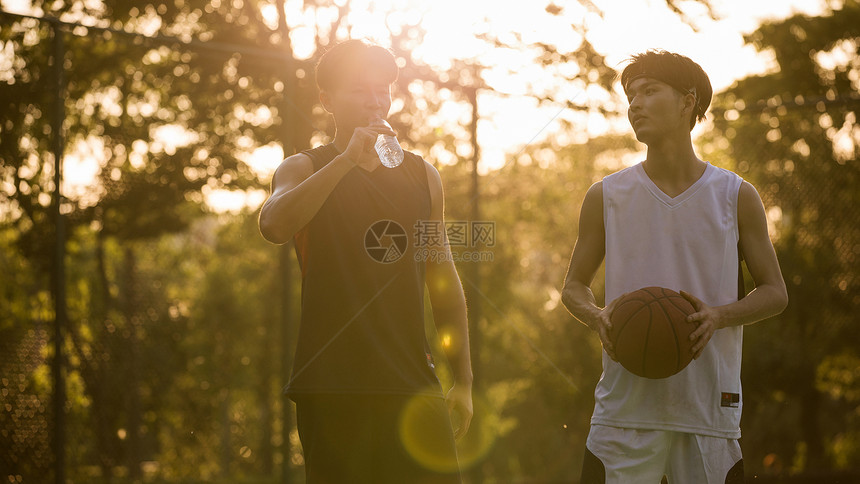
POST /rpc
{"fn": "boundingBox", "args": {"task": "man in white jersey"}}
[562,50,788,483]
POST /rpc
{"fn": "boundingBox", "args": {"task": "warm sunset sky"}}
[274,0,826,173]
[1,0,826,209]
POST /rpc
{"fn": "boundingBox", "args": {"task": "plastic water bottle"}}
[372,118,404,168]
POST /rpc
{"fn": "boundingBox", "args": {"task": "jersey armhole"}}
[300,143,339,173]
[732,175,745,300]
[413,153,434,220]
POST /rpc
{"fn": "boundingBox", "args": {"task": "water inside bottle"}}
[371,118,404,168]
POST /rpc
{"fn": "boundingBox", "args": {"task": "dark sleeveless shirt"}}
[286,143,442,397]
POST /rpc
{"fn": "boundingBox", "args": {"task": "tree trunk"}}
[220,388,232,478]
[95,230,115,481]
[465,86,484,484]
[122,245,142,480]
[259,318,274,476]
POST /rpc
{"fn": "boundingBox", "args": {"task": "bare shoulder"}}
[737,180,769,235]
[738,180,762,205]
[582,180,604,212]
[423,158,443,192]
[271,152,314,191]
[737,180,767,218]
[422,158,444,219]
[586,180,604,198]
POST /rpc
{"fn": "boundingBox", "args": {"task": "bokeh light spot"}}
[398,393,498,473]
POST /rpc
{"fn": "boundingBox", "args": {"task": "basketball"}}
[609,287,697,379]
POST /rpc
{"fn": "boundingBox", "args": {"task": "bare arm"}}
[561,181,619,359]
[258,124,395,244]
[424,161,473,438]
[683,181,788,356]
[259,152,351,244]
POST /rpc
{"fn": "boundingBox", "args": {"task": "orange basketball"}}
[609,287,697,379]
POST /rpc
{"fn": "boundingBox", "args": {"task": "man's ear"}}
[319,90,334,114]
[686,92,698,114]
[681,91,697,126]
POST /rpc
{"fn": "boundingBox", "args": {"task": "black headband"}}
[624,72,703,118]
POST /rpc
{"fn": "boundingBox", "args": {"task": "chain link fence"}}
[1,10,302,483]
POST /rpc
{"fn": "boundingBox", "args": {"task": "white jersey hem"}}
[591,416,741,440]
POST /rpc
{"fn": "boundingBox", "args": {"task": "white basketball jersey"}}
[593,162,744,439]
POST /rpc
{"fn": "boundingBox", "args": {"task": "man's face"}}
[321,70,393,131]
[625,77,689,144]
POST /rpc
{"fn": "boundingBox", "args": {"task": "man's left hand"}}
[445,383,473,440]
[681,290,724,359]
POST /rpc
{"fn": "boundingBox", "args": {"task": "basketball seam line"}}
[664,295,695,362]
[655,298,682,374]
[615,302,650,377]
[641,306,652,377]
[664,294,692,315]
[612,300,639,336]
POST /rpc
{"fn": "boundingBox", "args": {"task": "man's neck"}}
[642,135,706,197]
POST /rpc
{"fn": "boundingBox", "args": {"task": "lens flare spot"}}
[441,333,452,349]
[453,395,500,470]
[398,393,499,473]
[398,395,460,473]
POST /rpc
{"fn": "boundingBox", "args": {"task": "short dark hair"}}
[315,39,398,92]
[620,50,712,130]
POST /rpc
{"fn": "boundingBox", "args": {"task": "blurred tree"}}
[1,0,303,479]
[705,0,860,474]
[1,0,807,482]
[0,226,53,483]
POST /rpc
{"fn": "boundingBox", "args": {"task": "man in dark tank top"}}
[259,39,472,483]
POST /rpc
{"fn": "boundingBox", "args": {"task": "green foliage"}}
[0,226,53,482]
[2,0,859,482]
[2,0,300,480]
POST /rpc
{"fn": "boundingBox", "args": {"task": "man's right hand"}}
[592,294,625,361]
[341,122,397,172]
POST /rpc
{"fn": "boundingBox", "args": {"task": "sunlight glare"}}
[151,124,198,156]
[259,2,278,30]
[9,0,830,213]
[243,142,285,180]
[265,0,827,175]
[62,137,103,207]
[203,187,268,214]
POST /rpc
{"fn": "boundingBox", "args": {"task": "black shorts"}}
[294,393,462,484]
